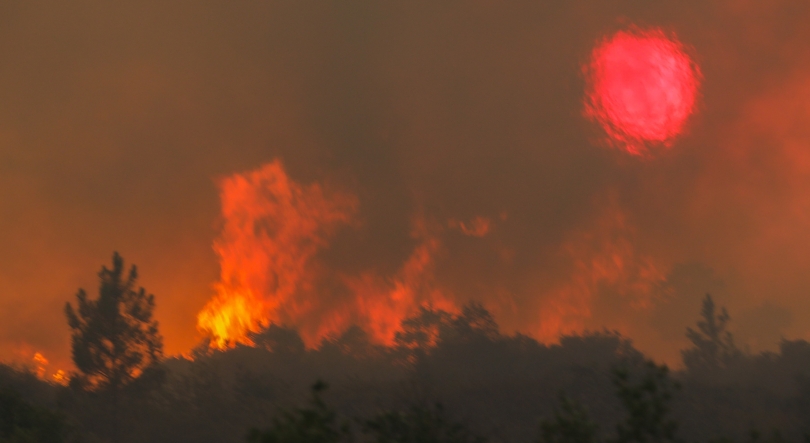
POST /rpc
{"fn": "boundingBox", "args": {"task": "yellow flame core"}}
[197,290,261,348]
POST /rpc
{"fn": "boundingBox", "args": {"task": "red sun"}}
[585,28,701,155]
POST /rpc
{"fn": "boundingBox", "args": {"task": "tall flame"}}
[196,160,462,350]
[535,194,667,341]
[197,161,358,348]
[343,217,458,346]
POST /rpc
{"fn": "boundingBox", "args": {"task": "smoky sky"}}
[1,0,809,371]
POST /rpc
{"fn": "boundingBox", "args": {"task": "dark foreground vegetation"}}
[4,253,810,443]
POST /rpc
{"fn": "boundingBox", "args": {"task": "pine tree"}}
[611,362,680,443]
[65,252,163,391]
[681,294,741,372]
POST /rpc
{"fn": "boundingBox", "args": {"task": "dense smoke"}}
[0,0,809,368]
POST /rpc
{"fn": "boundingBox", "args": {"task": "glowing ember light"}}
[52,370,68,386]
[32,352,48,379]
[584,27,701,155]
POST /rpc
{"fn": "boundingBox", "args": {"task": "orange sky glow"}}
[1,0,809,375]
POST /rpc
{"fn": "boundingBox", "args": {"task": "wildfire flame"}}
[196,161,669,353]
[535,194,667,341]
[343,217,459,346]
[197,160,358,348]
[196,160,463,350]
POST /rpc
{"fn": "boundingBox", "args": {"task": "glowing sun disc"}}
[584,28,701,155]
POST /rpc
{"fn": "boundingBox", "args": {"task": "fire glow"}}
[196,161,458,349]
[196,161,358,348]
[196,161,667,352]
[585,28,700,155]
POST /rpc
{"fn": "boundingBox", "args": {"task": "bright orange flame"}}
[195,160,461,350]
[196,161,670,353]
[534,193,667,342]
[345,218,459,346]
[197,160,358,349]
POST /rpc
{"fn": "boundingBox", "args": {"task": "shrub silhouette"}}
[247,381,351,443]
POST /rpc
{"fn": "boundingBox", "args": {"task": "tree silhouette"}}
[395,308,452,350]
[364,402,485,443]
[537,395,598,443]
[0,388,69,443]
[64,252,163,442]
[247,381,351,443]
[251,324,306,355]
[611,361,680,443]
[682,294,741,372]
[393,303,500,362]
[65,252,163,391]
[449,303,499,343]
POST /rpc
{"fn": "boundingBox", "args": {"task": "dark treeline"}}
[3,254,810,443]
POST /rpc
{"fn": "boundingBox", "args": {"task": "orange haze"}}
[3,0,810,370]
